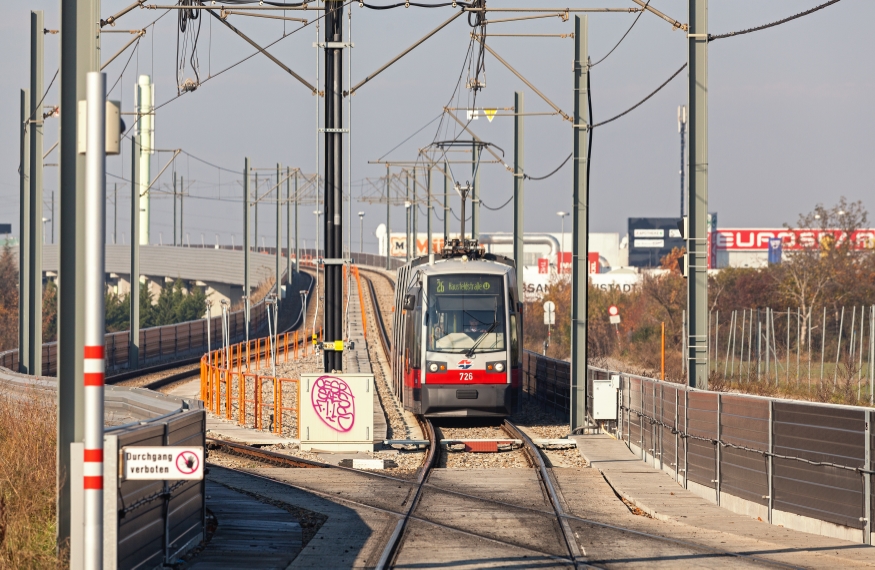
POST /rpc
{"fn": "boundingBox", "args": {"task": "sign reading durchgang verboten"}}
[122,446,204,481]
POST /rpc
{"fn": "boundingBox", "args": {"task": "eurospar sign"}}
[715,229,875,251]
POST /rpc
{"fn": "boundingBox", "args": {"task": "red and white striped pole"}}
[83,71,106,569]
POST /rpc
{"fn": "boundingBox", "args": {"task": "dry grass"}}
[0,391,65,568]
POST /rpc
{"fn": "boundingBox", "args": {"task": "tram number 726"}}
[459,372,474,381]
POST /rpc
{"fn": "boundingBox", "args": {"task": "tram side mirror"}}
[403,294,416,311]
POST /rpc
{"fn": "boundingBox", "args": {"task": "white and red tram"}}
[392,245,522,417]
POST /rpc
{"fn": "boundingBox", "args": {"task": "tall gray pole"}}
[113,184,117,244]
[294,171,299,274]
[686,0,709,389]
[443,162,450,243]
[129,135,140,371]
[59,0,98,550]
[426,167,432,259]
[28,10,44,377]
[172,172,177,246]
[286,167,292,282]
[244,158,251,342]
[405,170,410,262]
[513,90,525,299]
[276,163,282,303]
[19,89,32,375]
[180,176,184,244]
[386,166,391,269]
[254,174,259,253]
[472,142,480,240]
[570,15,589,431]
[412,166,418,257]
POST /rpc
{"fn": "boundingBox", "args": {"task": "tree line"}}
[523,198,875,404]
[0,245,207,353]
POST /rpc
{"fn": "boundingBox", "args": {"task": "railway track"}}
[354,268,800,568]
[197,266,801,567]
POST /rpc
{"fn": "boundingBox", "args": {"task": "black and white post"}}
[323,0,345,372]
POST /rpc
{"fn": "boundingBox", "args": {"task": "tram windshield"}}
[426,274,506,353]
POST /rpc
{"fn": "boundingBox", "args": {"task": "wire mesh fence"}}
[708,305,875,403]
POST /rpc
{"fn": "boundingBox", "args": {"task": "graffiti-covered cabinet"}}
[299,373,375,451]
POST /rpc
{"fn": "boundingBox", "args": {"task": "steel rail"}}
[198,276,796,569]
[505,420,583,566]
[375,416,437,570]
[228,266,794,567]
[206,462,577,566]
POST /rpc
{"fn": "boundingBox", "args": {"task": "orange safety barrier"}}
[240,372,257,426]
[274,378,300,436]
[199,330,308,436]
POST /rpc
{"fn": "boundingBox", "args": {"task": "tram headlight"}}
[429,362,438,372]
[487,361,506,373]
[427,361,447,373]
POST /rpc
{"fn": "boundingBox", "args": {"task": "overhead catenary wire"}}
[480,195,513,211]
[591,63,685,128]
[589,0,649,68]
[146,1,352,119]
[360,2,473,9]
[709,0,841,41]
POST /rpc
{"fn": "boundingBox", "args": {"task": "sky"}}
[2,1,873,254]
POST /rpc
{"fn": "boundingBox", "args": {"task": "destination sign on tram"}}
[434,276,501,294]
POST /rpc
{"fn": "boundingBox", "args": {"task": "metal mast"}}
[323,0,345,372]
[385,165,391,269]
[687,0,709,388]
[58,0,99,549]
[570,15,589,431]
[28,10,45,376]
[513,90,525,299]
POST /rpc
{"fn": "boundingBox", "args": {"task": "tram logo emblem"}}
[457,359,473,370]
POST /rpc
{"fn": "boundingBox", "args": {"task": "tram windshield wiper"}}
[466,321,498,357]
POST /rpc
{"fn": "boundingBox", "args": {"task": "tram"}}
[391,239,522,417]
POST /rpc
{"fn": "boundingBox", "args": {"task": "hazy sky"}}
[3,1,873,253]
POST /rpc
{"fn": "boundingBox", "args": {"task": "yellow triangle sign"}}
[484,108,497,122]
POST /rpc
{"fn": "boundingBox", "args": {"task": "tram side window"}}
[509,314,519,366]
[404,307,422,369]
[411,308,421,369]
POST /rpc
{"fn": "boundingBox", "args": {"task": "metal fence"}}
[521,349,875,545]
[522,351,571,415]
[104,406,206,570]
[708,305,874,399]
[616,371,873,545]
[0,292,272,375]
[0,363,207,570]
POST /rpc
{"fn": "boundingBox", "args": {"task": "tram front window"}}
[427,274,506,353]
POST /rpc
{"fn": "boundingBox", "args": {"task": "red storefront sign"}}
[714,229,875,251]
[537,258,549,274]
[588,252,600,274]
